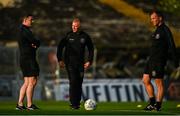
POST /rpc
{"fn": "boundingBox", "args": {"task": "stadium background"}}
[0,0,180,114]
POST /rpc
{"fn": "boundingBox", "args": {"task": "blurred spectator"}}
[48,50,59,83]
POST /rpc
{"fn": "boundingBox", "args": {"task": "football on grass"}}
[84,99,97,110]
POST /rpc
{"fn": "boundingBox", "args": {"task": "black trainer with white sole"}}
[143,103,155,111]
[69,104,80,110]
[27,104,39,110]
[154,103,161,111]
[15,104,27,110]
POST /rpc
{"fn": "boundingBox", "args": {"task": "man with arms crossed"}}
[16,14,40,110]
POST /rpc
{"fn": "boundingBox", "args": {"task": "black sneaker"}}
[143,103,155,111]
[154,104,161,111]
[27,104,39,110]
[70,104,80,110]
[15,104,27,110]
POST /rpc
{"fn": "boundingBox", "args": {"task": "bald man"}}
[57,18,94,109]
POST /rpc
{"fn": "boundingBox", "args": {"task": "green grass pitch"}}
[0,101,179,115]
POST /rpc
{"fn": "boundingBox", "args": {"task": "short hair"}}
[22,14,33,21]
[150,10,164,19]
[73,18,80,23]
[25,14,33,17]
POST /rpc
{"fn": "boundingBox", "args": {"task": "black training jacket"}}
[57,31,94,65]
[149,23,179,67]
[18,24,40,59]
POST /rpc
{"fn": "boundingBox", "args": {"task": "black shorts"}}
[144,60,165,79]
[20,58,39,77]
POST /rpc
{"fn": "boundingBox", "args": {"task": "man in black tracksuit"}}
[57,18,94,109]
[142,11,179,111]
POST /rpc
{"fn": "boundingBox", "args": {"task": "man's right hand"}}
[59,61,65,68]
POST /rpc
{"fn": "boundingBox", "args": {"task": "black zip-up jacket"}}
[18,24,40,59]
[149,23,179,67]
[57,31,94,65]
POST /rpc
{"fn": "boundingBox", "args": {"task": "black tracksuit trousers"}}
[66,64,84,106]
